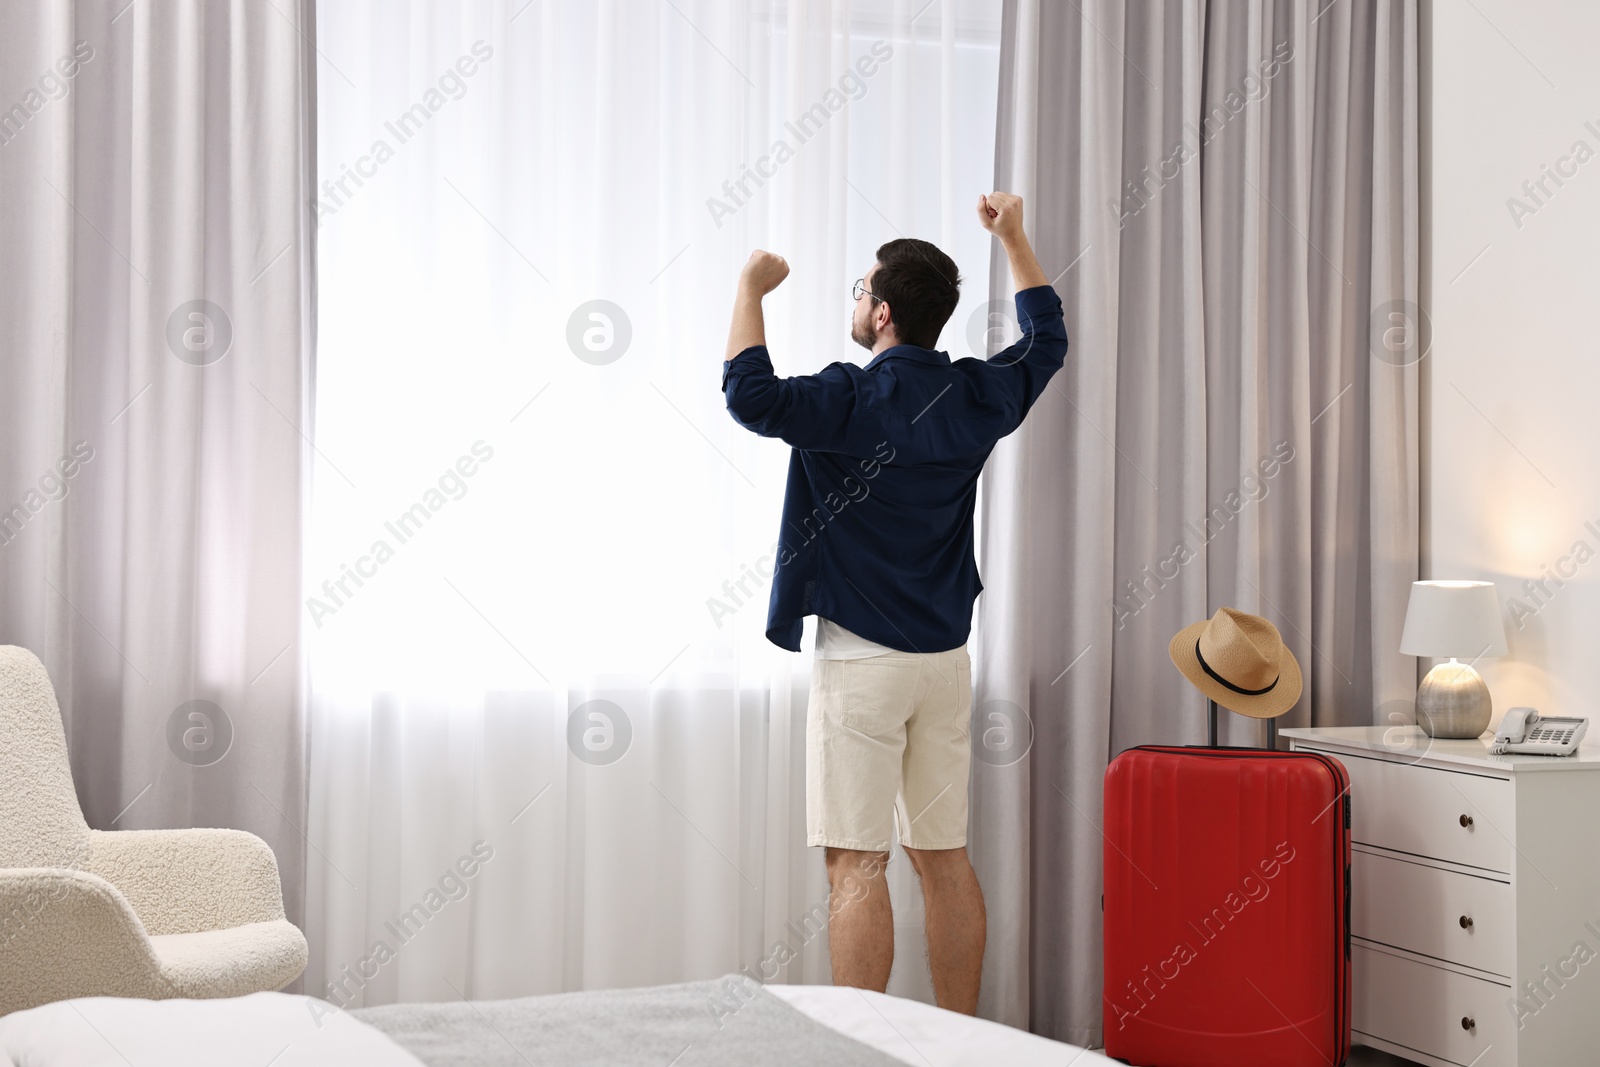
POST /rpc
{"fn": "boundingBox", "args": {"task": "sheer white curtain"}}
[306,0,1001,1006]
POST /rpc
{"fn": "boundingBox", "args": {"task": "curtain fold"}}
[0,0,316,944]
[980,0,1418,1043]
[305,0,1005,1008]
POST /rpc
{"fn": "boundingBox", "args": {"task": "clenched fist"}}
[739,250,790,297]
[977,192,1025,241]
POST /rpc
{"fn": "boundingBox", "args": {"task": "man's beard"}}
[850,312,876,352]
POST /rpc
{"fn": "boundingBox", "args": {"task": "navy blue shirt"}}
[721,284,1069,653]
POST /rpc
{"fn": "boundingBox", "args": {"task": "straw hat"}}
[1169,607,1303,719]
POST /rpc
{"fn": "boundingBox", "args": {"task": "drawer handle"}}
[1462,1016,1476,1032]
[1459,814,1474,829]
[1460,915,1474,930]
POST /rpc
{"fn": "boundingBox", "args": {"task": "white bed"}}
[0,983,1118,1066]
[768,984,1116,1065]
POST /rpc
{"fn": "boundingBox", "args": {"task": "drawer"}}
[1353,941,1511,1067]
[1352,849,1513,978]
[1339,754,1513,874]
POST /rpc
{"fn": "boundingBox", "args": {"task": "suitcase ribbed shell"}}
[1103,746,1351,1066]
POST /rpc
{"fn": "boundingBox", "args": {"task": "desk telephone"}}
[1490,706,1589,756]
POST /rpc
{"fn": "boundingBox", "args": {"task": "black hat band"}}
[1195,638,1279,696]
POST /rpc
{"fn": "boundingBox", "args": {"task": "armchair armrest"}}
[0,868,172,1012]
[82,828,288,936]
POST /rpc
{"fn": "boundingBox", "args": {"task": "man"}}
[720,192,1067,1015]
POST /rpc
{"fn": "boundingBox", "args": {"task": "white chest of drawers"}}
[1282,725,1600,1067]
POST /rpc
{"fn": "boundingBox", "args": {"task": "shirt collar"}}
[864,344,951,372]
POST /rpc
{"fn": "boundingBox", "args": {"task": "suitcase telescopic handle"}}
[1206,699,1280,749]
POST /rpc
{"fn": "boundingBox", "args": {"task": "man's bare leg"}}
[824,847,893,992]
[905,845,986,1015]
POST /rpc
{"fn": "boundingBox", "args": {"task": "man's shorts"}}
[806,642,972,852]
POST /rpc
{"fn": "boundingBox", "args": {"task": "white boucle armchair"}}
[0,645,307,1015]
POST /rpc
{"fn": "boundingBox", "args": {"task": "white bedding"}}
[0,985,1116,1066]
[767,985,1118,1066]
[0,992,427,1066]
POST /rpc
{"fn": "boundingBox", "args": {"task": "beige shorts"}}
[806,643,972,852]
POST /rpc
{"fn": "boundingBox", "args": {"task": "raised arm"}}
[724,250,791,362]
[720,249,884,455]
[975,192,1069,429]
[978,192,1047,292]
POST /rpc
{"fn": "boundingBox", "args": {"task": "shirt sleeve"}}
[986,284,1071,431]
[721,347,883,455]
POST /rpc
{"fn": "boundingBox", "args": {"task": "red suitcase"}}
[1102,712,1351,1066]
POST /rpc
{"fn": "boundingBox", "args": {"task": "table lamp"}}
[1399,580,1509,738]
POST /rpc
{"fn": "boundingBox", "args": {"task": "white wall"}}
[1424,0,1600,723]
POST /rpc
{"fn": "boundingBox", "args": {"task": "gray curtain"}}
[0,0,316,942]
[974,0,1418,1043]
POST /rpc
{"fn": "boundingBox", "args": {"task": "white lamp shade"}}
[1399,580,1508,659]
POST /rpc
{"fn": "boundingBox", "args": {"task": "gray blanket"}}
[351,974,907,1067]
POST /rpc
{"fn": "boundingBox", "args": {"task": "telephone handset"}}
[1490,707,1588,756]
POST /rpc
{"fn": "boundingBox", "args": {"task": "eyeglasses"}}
[852,278,884,304]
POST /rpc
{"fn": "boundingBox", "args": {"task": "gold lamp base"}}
[1415,659,1492,739]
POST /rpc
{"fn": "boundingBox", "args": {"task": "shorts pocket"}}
[954,655,972,739]
[837,655,916,733]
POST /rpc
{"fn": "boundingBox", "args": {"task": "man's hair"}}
[872,238,961,349]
